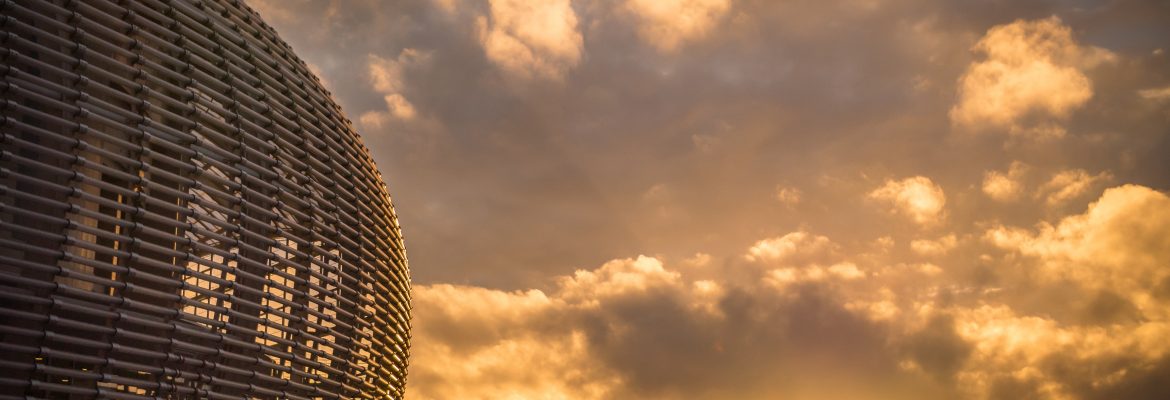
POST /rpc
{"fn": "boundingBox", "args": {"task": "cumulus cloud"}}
[975,185,1170,399]
[986,185,1170,309]
[1036,168,1112,206]
[957,305,1170,400]
[869,176,947,227]
[408,240,942,399]
[408,285,618,400]
[477,0,583,80]
[766,262,867,290]
[982,161,1029,202]
[950,17,1114,139]
[559,255,681,301]
[403,185,1170,399]
[745,231,834,263]
[623,0,731,52]
[409,188,1170,399]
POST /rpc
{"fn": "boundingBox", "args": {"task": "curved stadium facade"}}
[1,0,411,398]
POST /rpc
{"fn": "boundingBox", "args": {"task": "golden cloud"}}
[950,17,1114,139]
[954,303,1170,400]
[986,184,1170,314]
[1138,85,1170,101]
[910,234,958,257]
[982,161,1029,202]
[477,0,584,80]
[558,255,682,303]
[228,3,1170,398]
[745,231,835,263]
[407,245,935,399]
[624,0,731,52]
[408,188,1170,398]
[361,50,431,127]
[1035,168,1112,207]
[869,176,948,227]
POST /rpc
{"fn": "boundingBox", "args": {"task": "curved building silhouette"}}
[1,0,411,398]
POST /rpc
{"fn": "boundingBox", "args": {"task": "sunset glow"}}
[253,1,1170,398]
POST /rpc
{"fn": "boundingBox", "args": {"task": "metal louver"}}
[0,0,412,398]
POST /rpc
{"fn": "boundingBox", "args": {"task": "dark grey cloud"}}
[902,315,971,382]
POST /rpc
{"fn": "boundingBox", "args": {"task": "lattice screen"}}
[1,0,411,398]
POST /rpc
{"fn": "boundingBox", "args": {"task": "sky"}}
[249,0,1170,398]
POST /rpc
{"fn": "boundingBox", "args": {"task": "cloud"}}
[408,188,1170,399]
[690,133,722,152]
[623,0,731,52]
[950,17,1114,140]
[869,176,947,227]
[910,234,958,256]
[559,255,681,301]
[1036,168,1112,207]
[982,161,1029,202]
[775,186,802,207]
[430,0,459,15]
[986,184,1170,311]
[1138,85,1170,101]
[248,0,1170,294]
[409,285,619,400]
[766,262,866,289]
[902,315,972,382]
[246,0,297,27]
[745,231,834,263]
[477,0,583,80]
[952,303,1170,400]
[978,186,1170,398]
[245,3,1170,398]
[360,50,431,128]
[408,245,943,399]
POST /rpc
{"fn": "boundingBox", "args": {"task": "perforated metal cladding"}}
[0,0,411,398]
